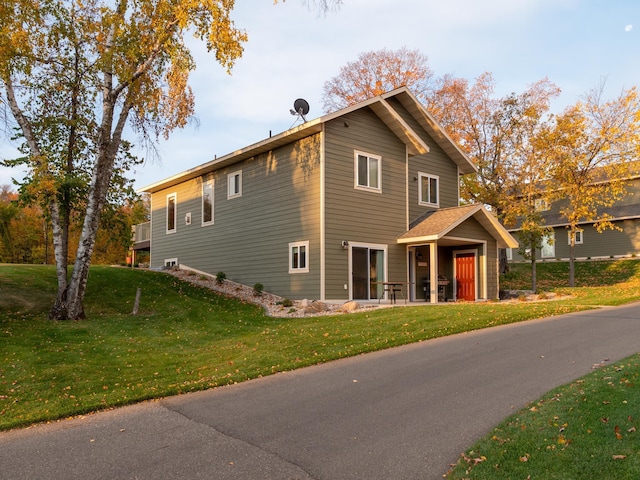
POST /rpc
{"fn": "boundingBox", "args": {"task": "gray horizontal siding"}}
[324,108,408,299]
[384,98,460,220]
[150,135,323,299]
[512,219,640,261]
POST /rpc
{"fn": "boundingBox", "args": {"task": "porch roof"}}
[397,204,519,248]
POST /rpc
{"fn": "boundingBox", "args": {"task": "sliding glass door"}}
[352,246,386,300]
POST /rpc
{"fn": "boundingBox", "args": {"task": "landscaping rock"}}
[341,301,360,313]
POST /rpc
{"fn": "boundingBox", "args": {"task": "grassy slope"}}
[1,260,640,431]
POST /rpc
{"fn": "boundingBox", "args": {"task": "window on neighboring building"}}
[228,170,242,199]
[541,231,555,258]
[568,229,583,245]
[354,151,381,192]
[202,181,214,225]
[289,241,309,273]
[418,172,439,207]
[167,193,177,234]
[535,198,550,211]
[164,258,178,267]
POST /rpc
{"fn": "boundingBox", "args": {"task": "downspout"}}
[320,126,326,301]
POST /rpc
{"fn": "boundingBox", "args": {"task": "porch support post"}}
[429,242,438,303]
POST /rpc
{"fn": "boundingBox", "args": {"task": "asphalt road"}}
[1,302,639,480]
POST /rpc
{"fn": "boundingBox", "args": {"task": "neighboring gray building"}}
[508,175,640,262]
[139,87,517,303]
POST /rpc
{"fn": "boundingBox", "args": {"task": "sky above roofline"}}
[1,0,638,190]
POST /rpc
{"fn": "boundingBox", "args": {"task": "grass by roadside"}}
[446,354,640,479]
[1,260,640,432]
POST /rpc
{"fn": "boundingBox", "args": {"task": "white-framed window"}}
[568,229,583,245]
[418,172,439,207]
[202,180,214,225]
[535,198,550,212]
[227,170,242,199]
[166,193,177,234]
[164,258,178,267]
[354,151,381,192]
[506,248,513,261]
[541,231,555,258]
[289,241,309,273]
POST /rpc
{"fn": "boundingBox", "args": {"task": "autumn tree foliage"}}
[322,50,562,275]
[0,185,46,263]
[0,0,247,319]
[322,47,438,113]
[545,84,640,286]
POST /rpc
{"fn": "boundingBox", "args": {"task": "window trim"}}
[535,198,550,212]
[568,229,583,245]
[227,170,242,199]
[166,192,177,234]
[202,180,214,226]
[354,151,382,193]
[289,241,309,274]
[418,172,439,207]
[541,231,555,258]
[164,258,178,267]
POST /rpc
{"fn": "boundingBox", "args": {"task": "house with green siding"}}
[508,171,640,262]
[138,87,518,303]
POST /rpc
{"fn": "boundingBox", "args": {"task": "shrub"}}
[216,271,226,285]
[277,298,293,307]
[253,283,264,296]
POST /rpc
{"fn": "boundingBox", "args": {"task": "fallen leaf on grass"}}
[461,453,486,465]
[615,425,623,440]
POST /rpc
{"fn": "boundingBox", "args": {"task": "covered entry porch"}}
[404,241,487,303]
[398,205,519,303]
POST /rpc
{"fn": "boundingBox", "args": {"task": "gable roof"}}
[140,87,476,193]
[398,204,519,249]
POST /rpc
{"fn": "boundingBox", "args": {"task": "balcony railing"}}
[132,221,150,248]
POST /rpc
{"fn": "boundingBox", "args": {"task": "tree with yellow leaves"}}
[1,0,340,320]
[547,84,640,286]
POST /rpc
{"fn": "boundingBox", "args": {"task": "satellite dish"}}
[290,98,310,122]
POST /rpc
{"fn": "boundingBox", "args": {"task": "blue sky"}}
[1,0,638,190]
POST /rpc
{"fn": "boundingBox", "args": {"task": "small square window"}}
[569,230,583,245]
[289,241,309,273]
[354,151,381,192]
[418,173,439,207]
[228,171,242,199]
[164,258,178,267]
[535,198,550,211]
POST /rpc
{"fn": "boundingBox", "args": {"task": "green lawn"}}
[446,354,640,479]
[1,261,639,440]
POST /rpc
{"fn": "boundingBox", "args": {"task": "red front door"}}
[456,253,476,301]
